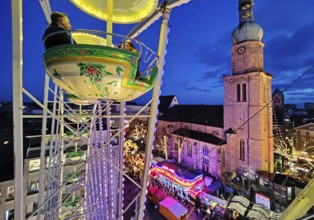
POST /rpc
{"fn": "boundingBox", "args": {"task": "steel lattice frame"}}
[13,0,187,219]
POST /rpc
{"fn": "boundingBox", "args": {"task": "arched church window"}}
[240,139,245,161]
[242,83,247,102]
[202,157,209,165]
[187,142,192,157]
[202,145,210,172]
[237,84,241,102]
[203,146,209,156]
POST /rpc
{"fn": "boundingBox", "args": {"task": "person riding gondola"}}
[119,41,142,79]
[42,12,76,50]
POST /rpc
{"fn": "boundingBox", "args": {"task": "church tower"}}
[223,0,274,174]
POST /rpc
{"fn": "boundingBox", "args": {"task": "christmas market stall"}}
[205,180,224,196]
[150,160,204,203]
[227,195,250,217]
[198,192,228,217]
[159,197,188,220]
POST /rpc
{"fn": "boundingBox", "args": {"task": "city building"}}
[0,133,89,219]
[304,102,314,111]
[157,95,179,118]
[272,88,285,111]
[284,104,297,111]
[294,122,314,152]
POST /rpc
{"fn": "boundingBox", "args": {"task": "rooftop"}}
[173,128,226,146]
[159,105,224,128]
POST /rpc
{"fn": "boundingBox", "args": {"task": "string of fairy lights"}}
[272,107,292,160]
[272,108,284,145]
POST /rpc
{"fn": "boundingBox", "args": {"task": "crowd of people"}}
[149,179,192,212]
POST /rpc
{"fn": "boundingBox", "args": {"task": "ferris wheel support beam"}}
[36,74,50,220]
[127,10,162,39]
[137,7,172,220]
[12,0,24,219]
[106,0,113,46]
[126,0,191,38]
[39,0,52,24]
[117,102,125,219]
[106,101,114,219]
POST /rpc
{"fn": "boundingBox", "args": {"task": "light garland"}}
[70,0,158,24]
[150,166,203,188]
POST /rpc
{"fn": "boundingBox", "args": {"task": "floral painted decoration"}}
[77,62,113,90]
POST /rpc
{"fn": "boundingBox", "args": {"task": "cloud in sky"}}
[194,43,231,72]
[184,86,212,93]
[263,20,314,104]
[265,23,314,71]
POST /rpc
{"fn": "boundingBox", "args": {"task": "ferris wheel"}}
[11,0,191,219]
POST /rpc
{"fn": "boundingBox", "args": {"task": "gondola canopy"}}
[70,0,158,24]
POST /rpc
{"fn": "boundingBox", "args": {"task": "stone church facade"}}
[223,0,274,175]
[155,0,274,178]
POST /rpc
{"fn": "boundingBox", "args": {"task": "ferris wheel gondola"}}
[43,30,159,102]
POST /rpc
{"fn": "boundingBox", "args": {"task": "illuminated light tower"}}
[223,0,274,175]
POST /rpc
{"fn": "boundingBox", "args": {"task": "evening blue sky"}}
[1,0,314,106]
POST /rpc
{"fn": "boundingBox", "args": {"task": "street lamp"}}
[242,176,245,195]
[244,172,251,196]
[242,172,250,196]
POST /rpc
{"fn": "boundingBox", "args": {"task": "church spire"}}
[232,0,262,46]
[231,0,264,74]
[238,0,254,23]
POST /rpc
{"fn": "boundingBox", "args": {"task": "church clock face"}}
[237,46,246,54]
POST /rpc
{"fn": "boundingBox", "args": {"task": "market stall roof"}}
[156,160,203,180]
[251,204,271,219]
[198,192,228,207]
[206,180,223,193]
[227,202,247,216]
[159,105,224,128]
[159,197,188,218]
[228,196,278,219]
[247,210,268,220]
[231,195,251,207]
[244,203,274,220]
[271,212,281,219]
